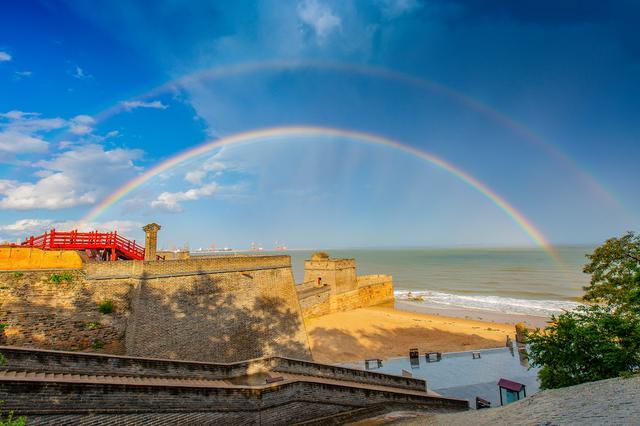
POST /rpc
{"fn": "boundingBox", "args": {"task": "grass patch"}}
[11,272,23,279]
[91,339,104,350]
[98,300,114,314]
[85,321,102,330]
[49,272,73,284]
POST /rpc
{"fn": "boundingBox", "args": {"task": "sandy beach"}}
[305,305,535,363]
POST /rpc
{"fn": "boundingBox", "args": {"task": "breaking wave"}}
[395,290,583,317]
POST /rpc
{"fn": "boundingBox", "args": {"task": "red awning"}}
[498,378,525,392]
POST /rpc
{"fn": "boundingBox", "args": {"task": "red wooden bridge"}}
[21,229,145,261]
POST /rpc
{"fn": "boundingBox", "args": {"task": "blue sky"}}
[0,0,638,250]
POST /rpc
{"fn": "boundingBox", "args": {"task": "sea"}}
[284,247,592,318]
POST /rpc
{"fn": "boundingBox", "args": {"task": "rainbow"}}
[80,126,559,260]
[87,59,619,209]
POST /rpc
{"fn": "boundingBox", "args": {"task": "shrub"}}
[91,339,104,350]
[11,272,23,279]
[0,410,26,426]
[49,272,73,284]
[0,353,6,366]
[98,300,114,314]
[526,305,640,389]
[85,321,102,330]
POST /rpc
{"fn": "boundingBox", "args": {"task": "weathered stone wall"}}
[0,247,83,270]
[0,346,427,391]
[84,254,291,279]
[0,380,466,425]
[0,254,312,363]
[124,264,312,362]
[0,270,132,353]
[298,275,394,318]
[298,287,332,318]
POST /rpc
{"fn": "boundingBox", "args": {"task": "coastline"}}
[394,300,551,329]
[305,304,532,364]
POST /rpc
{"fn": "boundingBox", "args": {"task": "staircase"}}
[0,346,468,425]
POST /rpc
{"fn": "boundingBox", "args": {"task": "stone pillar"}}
[142,223,161,261]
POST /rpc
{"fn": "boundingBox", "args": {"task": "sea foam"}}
[395,290,583,317]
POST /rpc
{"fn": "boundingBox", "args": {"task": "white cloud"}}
[297,0,341,42]
[69,114,96,135]
[0,132,49,153]
[151,182,218,212]
[72,65,91,79]
[55,219,142,234]
[376,0,422,18]
[0,110,67,154]
[0,219,53,233]
[0,51,11,62]
[121,100,168,111]
[0,110,102,156]
[0,174,97,209]
[0,218,142,236]
[184,152,226,184]
[14,71,32,78]
[0,144,143,210]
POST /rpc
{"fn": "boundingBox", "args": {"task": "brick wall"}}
[84,254,292,279]
[125,266,312,362]
[0,346,426,391]
[298,275,394,318]
[0,380,466,424]
[0,271,132,353]
[0,254,312,363]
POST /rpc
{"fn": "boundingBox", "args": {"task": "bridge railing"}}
[21,229,145,260]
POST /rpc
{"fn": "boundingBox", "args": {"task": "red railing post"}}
[49,229,55,249]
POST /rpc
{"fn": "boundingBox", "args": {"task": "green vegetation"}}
[0,409,26,426]
[11,272,23,279]
[85,321,102,330]
[526,232,640,389]
[98,299,114,314]
[583,231,640,312]
[49,271,73,284]
[91,339,104,350]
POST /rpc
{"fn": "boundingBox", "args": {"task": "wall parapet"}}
[357,274,393,288]
[0,346,426,392]
[84,254,292,279]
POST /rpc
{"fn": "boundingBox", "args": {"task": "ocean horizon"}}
[283,246,592,317]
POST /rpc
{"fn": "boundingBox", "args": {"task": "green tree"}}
[583,231,640,311]
[526,305,640,389]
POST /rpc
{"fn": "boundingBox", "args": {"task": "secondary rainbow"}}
[81,126,557,260]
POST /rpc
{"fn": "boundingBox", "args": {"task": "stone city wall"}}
[0,270,132,353]
[0,254,312,363]
[124,264,312,363]
[84,254,291,279]
[297,275,394,319]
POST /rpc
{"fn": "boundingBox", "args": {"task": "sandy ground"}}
[305,305,520,363]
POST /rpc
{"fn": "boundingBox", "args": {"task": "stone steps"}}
[0,370,232,388]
